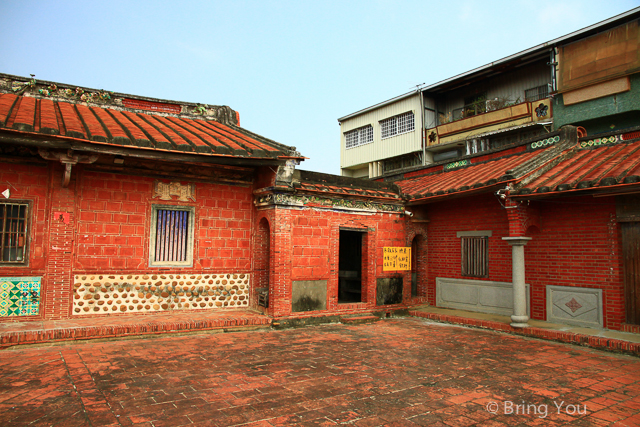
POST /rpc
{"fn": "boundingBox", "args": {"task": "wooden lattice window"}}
[149,205,195,267]
[1,202,29,264]
[457,231,491,278]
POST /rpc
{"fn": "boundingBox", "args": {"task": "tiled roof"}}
[291,170,402,201]
[0,92,299,160]
[398,148,543,202]
[513,133,640,197]
[297,182,400,199]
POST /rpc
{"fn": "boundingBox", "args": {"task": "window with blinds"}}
[149,205,195,266]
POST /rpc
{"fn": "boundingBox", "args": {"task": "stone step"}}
[341,315,380,325]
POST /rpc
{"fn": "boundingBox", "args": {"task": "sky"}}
[1,0,639,174]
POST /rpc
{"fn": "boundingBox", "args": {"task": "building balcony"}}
[428,99,553,148]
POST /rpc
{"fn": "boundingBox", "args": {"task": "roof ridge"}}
[510,127,579,190]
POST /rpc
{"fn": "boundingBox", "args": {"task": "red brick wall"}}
[424,194,512,306]
[423,193,625,330]
[75,168,253,274]
[3,165,258,320]
[264,205,407,317]
[525,196,624,329]
[0,162,49,320]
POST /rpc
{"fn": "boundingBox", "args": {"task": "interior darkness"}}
[411,237,418,297]
[338,230,363,303]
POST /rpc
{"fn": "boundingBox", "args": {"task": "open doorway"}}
[338,229,364,303]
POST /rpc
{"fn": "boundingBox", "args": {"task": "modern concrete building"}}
[339,7,640,179]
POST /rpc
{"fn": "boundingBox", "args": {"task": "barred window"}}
[1,202,29,264]
[525,85,549,102]
[457,231,491,278]
[345,125,374,149]
[149,205,195,267]
[380,112,414,139]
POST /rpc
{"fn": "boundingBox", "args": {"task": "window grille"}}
[525,85,549,102]
[380,112,414,139]
[461,236,488,278]
[345,125,373,149]
[1,203,28,263]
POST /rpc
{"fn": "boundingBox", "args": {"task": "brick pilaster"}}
[43,163,76,319]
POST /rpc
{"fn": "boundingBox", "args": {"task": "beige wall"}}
[340,94,422,170]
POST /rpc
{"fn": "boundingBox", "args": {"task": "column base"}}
[510,315,529,328]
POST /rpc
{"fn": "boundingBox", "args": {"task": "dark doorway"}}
[338,230,363,303]
[622,222,640,325]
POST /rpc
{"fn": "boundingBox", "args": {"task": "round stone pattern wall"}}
[73,274,250,315]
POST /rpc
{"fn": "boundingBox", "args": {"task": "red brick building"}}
[0,74,307,320]
[0,74,411,323]
[1,73,639,333]
[393,126,640,332]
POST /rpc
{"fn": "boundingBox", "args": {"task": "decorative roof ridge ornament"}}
[0,74,240,126]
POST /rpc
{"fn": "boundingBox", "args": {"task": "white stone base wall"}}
[436,277,530,317]
[73,273,250,315]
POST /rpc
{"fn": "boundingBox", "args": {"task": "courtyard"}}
[0,318,639,426]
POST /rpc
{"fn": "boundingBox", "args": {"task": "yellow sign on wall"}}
[383,247,411,271]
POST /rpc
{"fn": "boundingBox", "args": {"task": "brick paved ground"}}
[1,318,639,426]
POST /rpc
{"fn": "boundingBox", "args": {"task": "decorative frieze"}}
[254,193,403,213]
[529,135,560,150]
[73,273,249,315]
[444,159,469,170]
[580,135,619,148]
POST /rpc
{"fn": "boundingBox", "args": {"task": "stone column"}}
[502,236,531,328]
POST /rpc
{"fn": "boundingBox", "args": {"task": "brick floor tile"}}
[0,319,639,426]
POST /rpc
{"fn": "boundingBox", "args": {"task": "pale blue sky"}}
[1,1,638,174]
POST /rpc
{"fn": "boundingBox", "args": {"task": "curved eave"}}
[511,180,640,200]
[405,179,515,205]
[0,129,294,166]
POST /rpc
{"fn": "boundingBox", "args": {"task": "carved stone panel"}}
[153,181,196,202]
[436,277,530,316]
[546,285,603,328]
